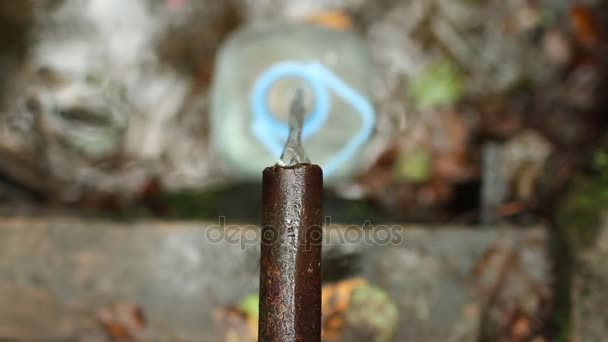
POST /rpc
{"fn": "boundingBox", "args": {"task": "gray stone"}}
[572,212,608,342]
[0,218,550,341]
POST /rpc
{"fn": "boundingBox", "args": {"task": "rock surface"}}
[571,212,608,342]
[0,218,550,341]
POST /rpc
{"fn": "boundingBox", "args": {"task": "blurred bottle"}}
[211,21,375,182]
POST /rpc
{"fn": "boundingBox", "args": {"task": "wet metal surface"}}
[259,164,323,342]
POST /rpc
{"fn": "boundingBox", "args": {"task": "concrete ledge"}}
[0,218,551,341]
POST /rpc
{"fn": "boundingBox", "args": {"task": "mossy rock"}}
[557,149,608,250]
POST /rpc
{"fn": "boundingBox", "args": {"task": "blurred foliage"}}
[553,146,608,342]
[162,189,224,219]
[410,61,464,110]
[238,294,259,320]
[393,149,432,184]
[558,147,608,249]
[345,284,399,342]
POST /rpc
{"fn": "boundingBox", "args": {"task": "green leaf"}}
[394,149,432,183]
[410,61,464,110]
[238,294,260,319]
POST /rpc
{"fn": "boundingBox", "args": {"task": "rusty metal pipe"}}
[259,163,323,342]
